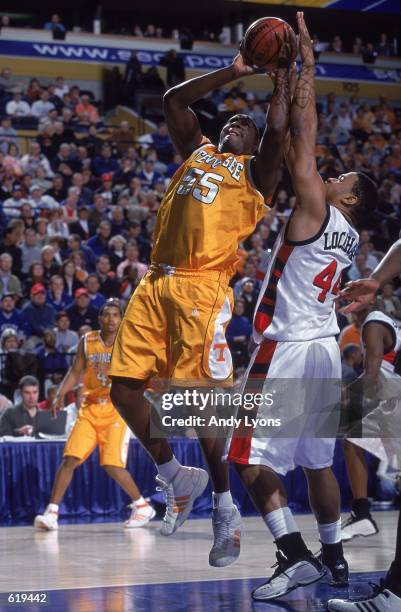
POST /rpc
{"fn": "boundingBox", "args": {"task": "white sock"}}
[318,518,342,544]
[213,491,233,509]
[157,456,181,481]
[134,496,146,506]
[47,503,59,513]
[263,507,299,540]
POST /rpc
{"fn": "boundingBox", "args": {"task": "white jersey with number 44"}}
[254,204,359,343]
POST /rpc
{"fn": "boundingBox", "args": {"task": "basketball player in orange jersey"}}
[34,299,155,531]
[109,34,296,566]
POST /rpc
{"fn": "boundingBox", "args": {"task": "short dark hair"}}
[342,343,361,360]
[352,172,378,215]
[99,298,123,317]
[19,375,39,390]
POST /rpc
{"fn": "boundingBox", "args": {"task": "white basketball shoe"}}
[341,513,379,541]
[34,507,59,531]
[156,466,209,536]
[125,501,156,528]
[328,582,401,611]
[209,505,242,567]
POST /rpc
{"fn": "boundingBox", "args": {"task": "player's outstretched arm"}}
[362,322,386,380]
[163,54,256,160]
[253,30,296,200]
[340,238,401,313]
[286,12,326,222]
[51,338,86,417]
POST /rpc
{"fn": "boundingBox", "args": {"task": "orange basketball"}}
[242,17,296,71]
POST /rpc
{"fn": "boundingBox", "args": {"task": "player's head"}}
[98,298,123,334]
[325,172,378,223]
[218,114,259,156]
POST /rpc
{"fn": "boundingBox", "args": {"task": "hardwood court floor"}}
[0,512,397,610]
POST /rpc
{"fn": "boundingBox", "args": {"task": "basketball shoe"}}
[341,513,379,541]
[317,548,349,586]
[156,466,209,536]
[125,501,156,528]
[252,550,326,600]
[34,507,59,531]
[328,582,401,611]
[209,505,242,567]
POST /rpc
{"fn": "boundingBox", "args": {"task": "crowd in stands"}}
[0,52,400,425]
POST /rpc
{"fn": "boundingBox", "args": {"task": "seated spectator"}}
[119,266,140,302]
[52,143,80,179]
[0,253,22,298]
[35,328,68,392]
[141,66,165,93]
[0,294,25,337]
[363,43,378,64]
[341,344,363,384]
[28,184,59,215]
[46,274,73,312]
[6,91,32,119]
[239,277,258,321]
[0,375,41,437]
[109,235,127,269]
[70,251,88,284]
[85,274,106,310]
[44,13,66,33]
[47,208,69,240]
[376,282,401,321]
[65,288,98,331]
[3,142,23,176]
[24,262,47,295]
[330,35,343,53]
[0,68,19,95]
[116,242,148,280]
[31,90,55,119]
[75,94,99,124]
[41,245,61,282]
[37,384,58,411]
[54,311,78,353]
[21,283,56,341]
[61,259,84,298]
[96,255,119,298]
[21,142,54,178]
[0,117,18,155]
[347,253,367,281]
[138,158,162,190]
[87,220,112,257]
[95,173,116,205]
[68,207,93,241]
[226,299,252,371]
[45,174,68,202]
[375,33,393,57]
[54,76,69,99]
[71,172,93,207]
[2,183,29,219]
[35,218,49,247]
[112,121,136,155]
[338,311,366,351]
[34,166,53,193]
[110,205,127,234]
[91,143,119,177]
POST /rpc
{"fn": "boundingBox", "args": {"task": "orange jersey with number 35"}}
[151,142,269,278]
[81,330,113,409]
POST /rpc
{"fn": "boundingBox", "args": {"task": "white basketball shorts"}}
[224,336,341,475]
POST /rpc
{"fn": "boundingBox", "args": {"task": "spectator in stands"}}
[21,142,54,178]
[85,274,106,310]
[0,117,18,155]
[31,90,55,119]
[109,235,127,269]
[47,208,69,240]
[75,95,99,124]
[22,283,56,341]
[0,68,19,95]
[96,173,116,205]
[376,282,401,321]
[44,14,66,34]
[65,288,98,331]
[96,255,119,298]
[226,298,252,371]
[52,143,79,179]
[2,183,28,219]
[36,328,68,391]
[21,228,41,275]
[112,121,136,155]
[0,253,22,297]
[330,35,343,53]
[86,220,112,258]
[41,245,61,282]
[363,42,378,64]
[46,274,72,312]
[160,49,186,87]
[24,262,46,295]
[243,93,266,131]
[0,294,25,336]
[376,33,393,57]
[338,310,367,351]
[141,66,165,93]
[240,277,258,322]
[91,143,119,177]
[348,253,367,281]
[54,311,78,353]
[6,91,31,120]
[0,375,41,437]
[46,174,67,202]
[54,76,69,99]
[138,158,162,190]
[71,172,93,207]
[341,344,363,384]
[353,37,364,55]
[116,242,147,280]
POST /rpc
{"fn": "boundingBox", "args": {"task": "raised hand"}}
[339,278,380,314]
[232,48,259,78]
[296,11,314,67]
[276,27,297,70]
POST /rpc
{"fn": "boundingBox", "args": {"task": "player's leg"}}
[34,417,97,530]
[99,412,156,528]
[341,440,378,540]
[328,509,401,610]
[304,466,348,586]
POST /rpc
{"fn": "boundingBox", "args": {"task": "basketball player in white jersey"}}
[224,12,378,601]
[341,309,401,542]
[329,238,401,611]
